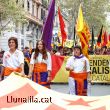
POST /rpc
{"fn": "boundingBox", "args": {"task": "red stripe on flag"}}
[102,31,108,46]
[81,32,88,44]
[97,42,101,47]
[109,34,110,41]
[58,7,67,46]
[51,55,65,80]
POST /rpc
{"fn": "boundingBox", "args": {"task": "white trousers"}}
[68,77,91,96]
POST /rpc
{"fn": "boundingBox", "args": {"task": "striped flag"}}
[76,4,91,58]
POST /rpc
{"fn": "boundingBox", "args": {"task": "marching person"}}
[28,40,52,88]
[23,47,31,75]
[66,45,91,96]
[55,46,63,56]
[0,37,25,81]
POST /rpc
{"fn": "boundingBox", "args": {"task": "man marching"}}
[0,37,25,80]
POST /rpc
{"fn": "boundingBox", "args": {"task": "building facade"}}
[0,0,49,50]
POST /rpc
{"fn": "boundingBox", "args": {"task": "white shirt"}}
[66,55,90,73]
[30,52,52,71]
[3,49,24,69]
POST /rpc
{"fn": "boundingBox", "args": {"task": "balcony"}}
[33,0,42,5]
[26,13,43,26]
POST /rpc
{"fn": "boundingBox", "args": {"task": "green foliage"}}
[56,0,110,36]
[0,0,27,32]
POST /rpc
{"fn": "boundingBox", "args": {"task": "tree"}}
[56,0,110,37]
[0,0,26,33]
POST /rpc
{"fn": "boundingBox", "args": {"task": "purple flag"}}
[42,0,55,51]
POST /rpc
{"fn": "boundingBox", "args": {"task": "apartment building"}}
[0,0,49,50]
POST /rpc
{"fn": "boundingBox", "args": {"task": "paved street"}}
[51,83,110,96]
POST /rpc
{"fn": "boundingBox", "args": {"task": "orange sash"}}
[4,67,22,76]
[69,71,87,95]
[33,63,48,85]
[33,63,47,73]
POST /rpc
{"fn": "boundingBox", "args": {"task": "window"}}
[36,5,39,18]
[36,28,38,38]
[32,3,34,16]
[41,8,45,20]
[21,24,25,34]
[15,22,19,33]
[16,0,18,4]
[27,0,30,11]
[41,8,43,20]
[22,0,24,8]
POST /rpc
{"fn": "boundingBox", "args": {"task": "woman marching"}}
[28,40,52,88]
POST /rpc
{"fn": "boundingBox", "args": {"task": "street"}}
[51,83,110,96]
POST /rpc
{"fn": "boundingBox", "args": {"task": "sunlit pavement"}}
[51,83,110,96]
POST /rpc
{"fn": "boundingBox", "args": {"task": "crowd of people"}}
[51,45,110,56]
[93,46,110,55]
[0,36,109,96]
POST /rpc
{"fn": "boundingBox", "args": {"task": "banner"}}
[51,55,110,83]
[0,73,110,110]
[90,55,110,83]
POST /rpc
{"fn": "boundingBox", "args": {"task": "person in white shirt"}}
[66,45,90,96]
[0,37,24,80]
[28,40,52,88]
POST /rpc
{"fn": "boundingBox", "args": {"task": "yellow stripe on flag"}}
[76,4,84,32]
[52,56,69,83]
